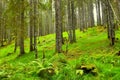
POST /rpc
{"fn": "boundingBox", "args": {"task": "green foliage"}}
[0,27,120,79]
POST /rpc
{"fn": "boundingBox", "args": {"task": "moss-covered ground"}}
[0,27,120,80]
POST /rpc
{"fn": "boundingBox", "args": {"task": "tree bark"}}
[105,0,115,45]
[33,0,38,58]
[71,0,76,42]
[29,0,34,51]
[55,0,62,53]
[19,0,25,55]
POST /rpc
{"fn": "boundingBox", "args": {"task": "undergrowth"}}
[0,27,120,80]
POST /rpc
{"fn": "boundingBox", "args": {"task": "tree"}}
[33,0,38,58]
[96,0,102,26]
[71,0,76,42]
[55,0,62,53]
[105,0,115,45]
[0,1,3,47]
[67,0,73,43]
[19,0,25,55]
[67,0,76,43]
[29,0,34,51]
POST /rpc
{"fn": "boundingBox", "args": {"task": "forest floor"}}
[0,27,120,80]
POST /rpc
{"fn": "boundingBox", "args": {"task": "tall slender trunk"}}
[96,0,102,26]
[55,0,62,53]
[19,0,25,55]
[29,0,34,51]
[71,0,76,42]
[81,1,85,31]
[90,1,94,27]
[68,0,73,43]
[33,0,38,58]
[60,0,64,44]
[106,0,115,45]
[101,0,107,26]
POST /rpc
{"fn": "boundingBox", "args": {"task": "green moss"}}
[0,27,120,79]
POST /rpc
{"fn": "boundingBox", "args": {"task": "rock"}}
[38,67,55,78]
[76,64,98,76]
[80,65,95,74]
[76,70,84,76]
[91,68,98,76]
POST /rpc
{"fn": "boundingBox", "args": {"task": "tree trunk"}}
[29,0,34,51]
[19,0,25,55]
[106,0,115,45]
[96,0,102,26]
[55,0,62,53]
[71,0,76,42]
[68,0,73,43]
[33,0,38,58]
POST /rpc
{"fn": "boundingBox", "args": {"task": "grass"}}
[0,27,120,80]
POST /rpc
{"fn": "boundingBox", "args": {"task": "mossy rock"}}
[76,64,98,76]
[38,67,55,79]
[76,70,84,76]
